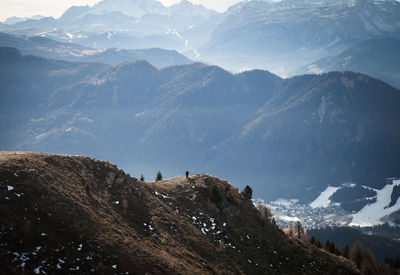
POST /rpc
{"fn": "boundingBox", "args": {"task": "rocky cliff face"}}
[0,151,358,274]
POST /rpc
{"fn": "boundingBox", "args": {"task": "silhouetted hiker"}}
[185,171,189,178]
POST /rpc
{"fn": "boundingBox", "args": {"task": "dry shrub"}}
[255,199,273,224]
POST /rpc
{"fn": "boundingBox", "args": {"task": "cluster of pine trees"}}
[306,234,400,274]
[283,220,400,274]
[138,171,163,182]
[287,221,306,240]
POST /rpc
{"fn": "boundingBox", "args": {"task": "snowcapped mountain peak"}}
[167,0,217,17]
[177,0,193,6]
[62,0,217,19]
[78,0,166,18]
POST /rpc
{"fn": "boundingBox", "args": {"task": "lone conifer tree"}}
[295,221,304,240]
[350,240,363,269]
[342,244,350,258]
[241,185,253,199]
[156,171,163,181]
[209,184,222,204]
[140,174,145,181]
[288,224,294,237]
[310,236,316,245]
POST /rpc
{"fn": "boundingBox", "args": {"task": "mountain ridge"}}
[0,151,359,274]
[1,0,399,80]
[200,0,400,74]
[1,48,399,201]
[0,32,192,68]
[296,38,400,89]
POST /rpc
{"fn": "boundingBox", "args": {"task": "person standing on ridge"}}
[185,171,189,178]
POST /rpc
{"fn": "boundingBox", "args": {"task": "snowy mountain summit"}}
[60,0,216,21]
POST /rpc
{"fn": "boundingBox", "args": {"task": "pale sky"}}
[0,0,245,21]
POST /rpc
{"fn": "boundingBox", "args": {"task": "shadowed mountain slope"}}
[1,48,400,201]
[0,151,358,274]
[216,71,400,199]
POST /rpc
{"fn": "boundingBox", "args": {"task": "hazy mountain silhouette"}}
[2,0,399,80]
[1,48,399,201]
[0,32,192,68]
[201,0,400,75]
[0,0,219,52]
[296,38,400,89]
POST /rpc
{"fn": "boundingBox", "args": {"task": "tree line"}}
[288,222,400,274]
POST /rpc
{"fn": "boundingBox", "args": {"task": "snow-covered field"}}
[350,180,400,226]
[309,186,340,209]
[264,179,400,228]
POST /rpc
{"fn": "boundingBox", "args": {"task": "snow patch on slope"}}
[350,180,400,227]
[310,186,340,208]
[278,215,300,222]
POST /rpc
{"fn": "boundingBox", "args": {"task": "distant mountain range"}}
[201,0,400,74]
[0,0,221,54]
[0,32,192,68]
[1,0,399,78]
[296,38,400,89]
[1,47,399,201]
[2,15,44,25]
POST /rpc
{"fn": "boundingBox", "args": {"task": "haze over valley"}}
[1,0,400,273]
